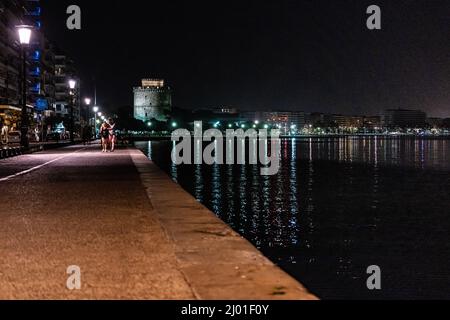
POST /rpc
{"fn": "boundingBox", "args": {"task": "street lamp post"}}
[68,79,76,143]
[84,97,91,123]
[84,98,92,141]
[17,25,32,149]
[93,106,99,138]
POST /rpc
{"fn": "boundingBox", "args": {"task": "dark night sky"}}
[41,0,450,117]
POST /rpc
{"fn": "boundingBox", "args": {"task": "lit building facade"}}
[363,116,381,129]
[0,0,38,136]
[53,52,80,124]
[0,0,24,107]
[0,0,79,140]
[332,114,364,128]
[133,79,172,122]
[20,0,54,112]
[240,110,306,134]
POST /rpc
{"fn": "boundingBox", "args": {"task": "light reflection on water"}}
[136,136,450,299]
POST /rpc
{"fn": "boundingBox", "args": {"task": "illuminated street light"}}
[264,124,269,129]
[16,25,33,149]
[67,79,77,143]
[228,124,232,128]
[68,79,76,90]
[17,25,32,45]
[84,98,92,135]
[98,112,102,117]
[92,106,99,137]
[172,122,177,128]
[254,120,259,125]
[147,122,152,127]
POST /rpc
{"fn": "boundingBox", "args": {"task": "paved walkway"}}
[0,144,315,299]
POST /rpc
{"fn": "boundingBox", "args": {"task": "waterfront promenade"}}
[0,144,315,300]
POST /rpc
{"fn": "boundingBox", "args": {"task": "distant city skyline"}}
[42,0,450,117]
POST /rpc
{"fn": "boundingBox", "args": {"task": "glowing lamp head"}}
[68,79,76,89]
[93,106,99,113]
[98,112,102,117]
[84,98,91,105]
[17,25,32,45]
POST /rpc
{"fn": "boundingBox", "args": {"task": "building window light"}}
[33,50,40,61]
[27,7,41,16]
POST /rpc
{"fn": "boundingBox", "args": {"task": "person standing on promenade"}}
[108,118,117,152]
[82,125,92,145]
[99,121,110,152]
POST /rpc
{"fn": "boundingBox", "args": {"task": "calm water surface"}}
[135,137,450,299]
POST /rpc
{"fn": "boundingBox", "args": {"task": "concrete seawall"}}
[130,148,317,300]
